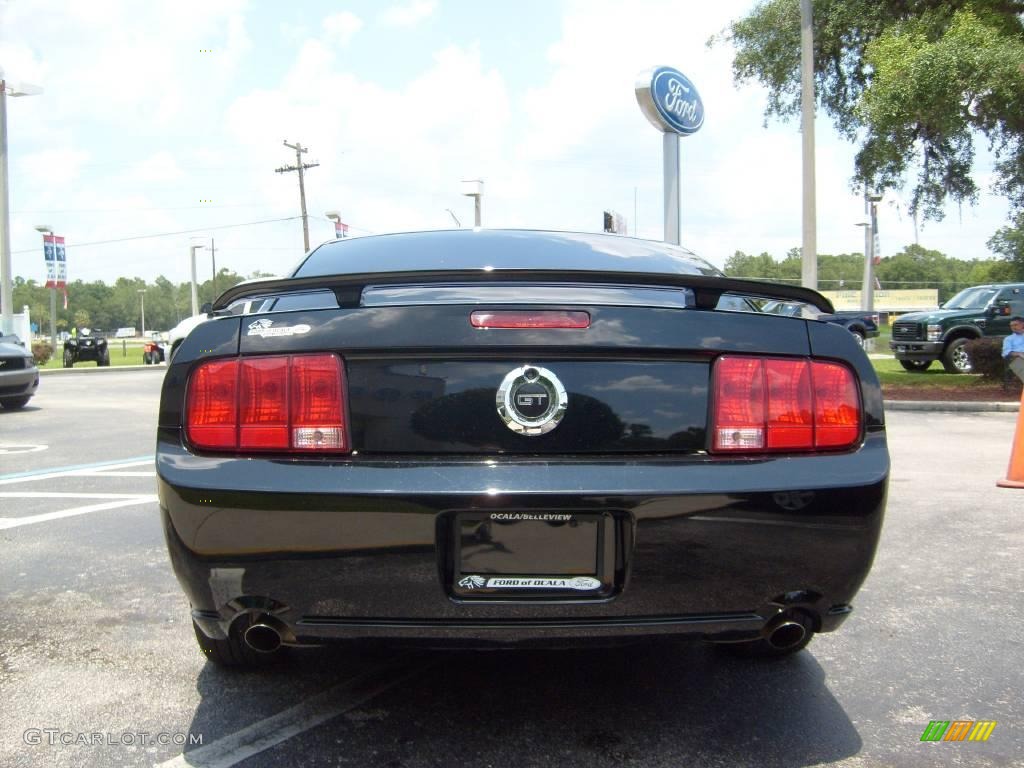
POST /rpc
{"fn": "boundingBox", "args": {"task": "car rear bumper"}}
[157,428,888,647]
[0,368,39,399]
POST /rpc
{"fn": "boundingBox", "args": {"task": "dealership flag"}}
[334,220,349,238]
[43,235,67,288]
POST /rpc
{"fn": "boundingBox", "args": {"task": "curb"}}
[884,400,1020,413]
[39,365,166,375]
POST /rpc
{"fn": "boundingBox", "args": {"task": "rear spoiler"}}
[211,270,834,314]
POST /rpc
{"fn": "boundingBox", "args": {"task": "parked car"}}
[759,300,880,347]
[889,283,1024,373]
[63,328,110,367]
[157,229,889,668]
[168,297,272,360]
[0,334,39,410]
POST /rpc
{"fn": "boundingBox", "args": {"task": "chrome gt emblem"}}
[496,365,568,436]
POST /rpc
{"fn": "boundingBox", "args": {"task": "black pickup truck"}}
[760,301,880,348]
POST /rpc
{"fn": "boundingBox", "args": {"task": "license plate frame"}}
[448,511,618,600]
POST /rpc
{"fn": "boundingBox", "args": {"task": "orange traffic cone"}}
[997,388,1024,488]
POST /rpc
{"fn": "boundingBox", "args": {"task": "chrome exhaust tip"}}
[766,620,807,650]
[243,620,283,654]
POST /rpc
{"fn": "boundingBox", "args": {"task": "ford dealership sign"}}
[635,66,704,135]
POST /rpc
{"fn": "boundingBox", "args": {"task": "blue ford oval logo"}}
[635,66,704,136]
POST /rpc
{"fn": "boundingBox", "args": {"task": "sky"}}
[0,0,1014,287]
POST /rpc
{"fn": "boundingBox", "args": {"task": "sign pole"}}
[635,66,703,247]
[0,81,11,335]
[663,132,680,245]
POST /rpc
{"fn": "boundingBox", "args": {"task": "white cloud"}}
[121,151,186,184]
[379,0,436,28]
[322,11,363,46]
[223,40,513,240]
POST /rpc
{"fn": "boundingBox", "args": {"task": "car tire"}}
[941,338,973,374]
[850,329,865,347]
[717,613,815,659]
[63,350,74,368]
[899,360,932,372]
[98,351,111,367]
[0,396,32,410]
[192,618,286,668]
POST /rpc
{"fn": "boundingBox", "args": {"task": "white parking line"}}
[155,658,422,768]
[76,471,155,478]
[0,459,154,486]
[0,495,157,530]
[0,492,152,499]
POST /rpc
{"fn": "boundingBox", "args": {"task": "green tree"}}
[718,1,1024,224]
[987,213,1024,280]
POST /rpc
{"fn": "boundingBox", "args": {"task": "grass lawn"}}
[37,341,163,369]
[872,358,977,388]
[872,357,1021,400]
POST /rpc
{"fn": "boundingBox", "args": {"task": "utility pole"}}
[276,140,319,251]
[799,0,818,290]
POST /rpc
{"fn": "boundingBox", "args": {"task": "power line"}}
[13,203,277,213]
[10,216,302,254]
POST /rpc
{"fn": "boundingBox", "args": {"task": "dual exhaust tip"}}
[240,615,287,654]
[764,615,811,650]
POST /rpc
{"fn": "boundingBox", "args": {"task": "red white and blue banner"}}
[43,234,67,288]
[334,220,349,238]
[43,234,69,308]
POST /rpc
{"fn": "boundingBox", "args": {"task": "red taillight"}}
[811,361,860,448]
[470,310,590,329]
[290,353,347,450]
[185,359,238,450]
[239,357,289,449]
[711,355,860,453]
[186,354,348,453]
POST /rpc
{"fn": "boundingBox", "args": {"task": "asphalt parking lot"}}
[1,370,1021,768]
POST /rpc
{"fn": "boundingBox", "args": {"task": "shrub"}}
[31,340,53,366]
[965,338,1006,380]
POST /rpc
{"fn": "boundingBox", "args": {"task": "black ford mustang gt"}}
[156,229,888,667]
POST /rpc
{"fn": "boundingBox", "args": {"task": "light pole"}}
[209,238,216,298]
[189,242,206,316]
[1,69,42,335]
[860,191,882,312]
[34,225,56,342]
[461,179,483,227]
[137,289,146,337]
[799,0,818,290]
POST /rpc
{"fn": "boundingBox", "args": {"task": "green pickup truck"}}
[890,283,1024,373]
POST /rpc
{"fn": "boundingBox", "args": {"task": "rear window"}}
[360,283,694,309]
